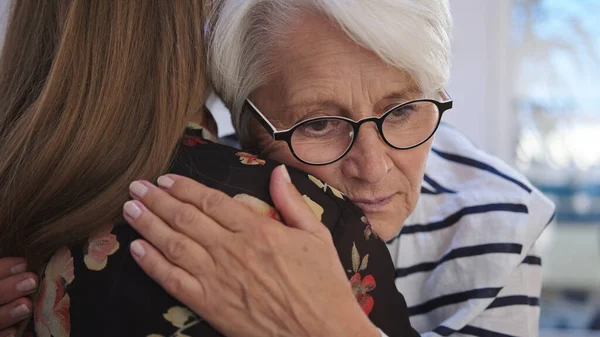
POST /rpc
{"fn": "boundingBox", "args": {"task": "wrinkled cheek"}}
[259,139,284,158]
[262,141,310,172]
[393,151,430,204]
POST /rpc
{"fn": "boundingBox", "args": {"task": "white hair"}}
[208,0,452,146]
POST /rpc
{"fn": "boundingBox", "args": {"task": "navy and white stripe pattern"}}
[386,124,555,337]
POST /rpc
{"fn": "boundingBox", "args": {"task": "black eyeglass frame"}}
[244,89,453,166]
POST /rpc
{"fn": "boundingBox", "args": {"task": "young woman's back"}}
[0,0,208,271]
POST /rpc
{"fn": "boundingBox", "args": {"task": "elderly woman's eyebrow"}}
[381,86,423,103]
[284,100,348,116]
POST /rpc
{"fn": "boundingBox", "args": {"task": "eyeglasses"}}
[244,90,453,165]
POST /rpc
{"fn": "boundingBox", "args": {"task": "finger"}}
[0,297,33,331]
[0,327,17,337]
[0,258,26,280]
[0,273,38,306]
[153,175,276,233]
[270,165,328,237]
[129,240,209,315]
[123,200,212,277]
[128,180,229,246]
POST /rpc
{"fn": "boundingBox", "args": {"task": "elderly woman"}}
[120,0,555,336]
[1,0,555,336]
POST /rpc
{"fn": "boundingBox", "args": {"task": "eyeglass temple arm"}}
[440,89,453,109]
[244,99,278,135]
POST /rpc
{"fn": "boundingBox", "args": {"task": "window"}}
[512,0,600,333]
[513,0,600,224]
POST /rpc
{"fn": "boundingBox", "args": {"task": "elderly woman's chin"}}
[360,193,415,242]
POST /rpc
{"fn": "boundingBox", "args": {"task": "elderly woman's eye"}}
[296,119,342,138]
[307,120,329,131]
[387,103,418,123]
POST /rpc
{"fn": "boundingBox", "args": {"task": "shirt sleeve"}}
[388,125,555,336]
[452,242,543,337]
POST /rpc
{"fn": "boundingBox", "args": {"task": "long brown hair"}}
[0,0,209,271]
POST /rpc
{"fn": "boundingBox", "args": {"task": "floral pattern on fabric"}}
[235,152,266,166]
[148,306,202,337]
[34,247,75,337]
[302,195,324,221]
[348,243,376,315]
[30,127,417,337]
[308,175,344,199]
[83,225,120,271]
[182,135,208,147]
[234,194,282,221]
[362,216,379,241]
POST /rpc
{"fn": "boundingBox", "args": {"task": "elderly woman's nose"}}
[341,125,391,184]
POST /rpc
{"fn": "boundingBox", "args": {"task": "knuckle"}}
[172,205,197,230]
[171,178,193,197]
[166,238,188,261]
[198,189,227,214]
[162,271,185,295]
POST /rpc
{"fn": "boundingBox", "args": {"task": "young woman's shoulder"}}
[32,222,223,336]
[31,129,417,337]
[174,128,354,234]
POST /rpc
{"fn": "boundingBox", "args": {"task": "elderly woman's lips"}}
[350,195,395,212]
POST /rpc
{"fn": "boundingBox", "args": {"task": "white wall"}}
[445,0,516,164]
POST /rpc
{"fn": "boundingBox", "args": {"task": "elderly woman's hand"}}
[0,258,37,337]
[123,166,379,337]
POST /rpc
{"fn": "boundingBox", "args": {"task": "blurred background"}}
[448,1,600,336]
[1,0,599,336]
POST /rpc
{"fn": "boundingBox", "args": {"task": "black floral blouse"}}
[30,128,418,337]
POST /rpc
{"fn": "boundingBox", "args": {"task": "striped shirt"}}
[386,124,556,337]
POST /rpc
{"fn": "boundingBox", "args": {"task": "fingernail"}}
[157,175,174,189]
[130,241,146,261]
[280,165,291,183]
[124,201,142,220]
[9,304,30,319]
[10,263,26,274]
[16,278,37,292]
[129,181,148,198]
